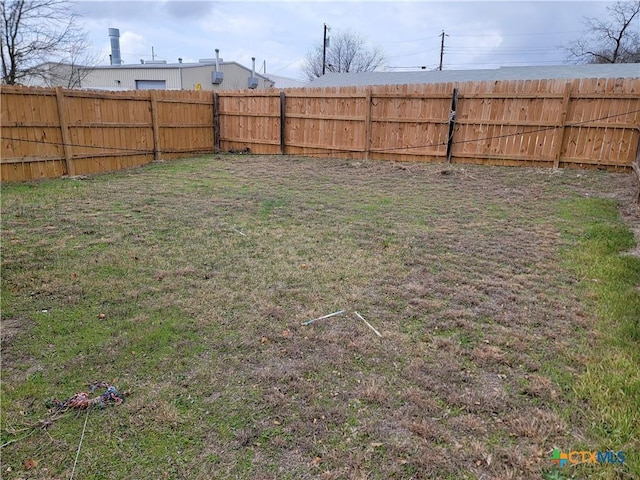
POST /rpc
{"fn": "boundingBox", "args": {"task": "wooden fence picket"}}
[1,78,639,182]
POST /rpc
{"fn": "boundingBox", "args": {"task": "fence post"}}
[213,93,220,153]
[280,92,286,155]
[446,88,459,163]
[55,87,75,176]
[633,132,640,203]
[553,82,572,169]
[364,88,373,160]
[149,90,161,161]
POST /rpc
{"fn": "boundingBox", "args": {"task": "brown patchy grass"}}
[1,154,637,479]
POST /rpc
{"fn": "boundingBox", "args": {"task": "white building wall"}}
[182,64,268,90]
[81,67,182,90]
[80,63,274,91]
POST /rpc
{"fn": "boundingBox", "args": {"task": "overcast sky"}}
[72,1,623,80]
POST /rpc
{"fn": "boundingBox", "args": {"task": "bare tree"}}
[1,0,92,85]
[48,33,99,88]
[564,1,640,64]
[302,30,386,80]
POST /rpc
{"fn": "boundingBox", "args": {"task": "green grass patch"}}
[552,196,640,479]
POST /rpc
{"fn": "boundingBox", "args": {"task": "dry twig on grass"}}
[301,309,345,326]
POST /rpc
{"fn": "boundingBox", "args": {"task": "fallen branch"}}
[0,430,36,449]
[301,309,345,326]
[354,311,382,337]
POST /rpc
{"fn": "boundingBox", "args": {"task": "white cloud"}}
[72,1,619,78]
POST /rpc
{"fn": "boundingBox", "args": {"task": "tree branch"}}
[561,1,640,64]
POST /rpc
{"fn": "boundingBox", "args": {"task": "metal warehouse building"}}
[80,59,274,91]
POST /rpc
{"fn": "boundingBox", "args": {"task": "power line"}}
[383,34,442,44]
[447,48,565,54]
[387,48,440,60]
[383,65,439,70]
[450,30,583,38]
[272,56,306,74]
[380,30,584,45]
[443,60,568,67]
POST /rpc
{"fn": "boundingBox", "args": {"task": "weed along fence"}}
[1,77,639,182]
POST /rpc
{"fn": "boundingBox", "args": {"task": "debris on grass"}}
[355,311,382,337]
[301,309,345,326]
[301,310,382,337]
[1,383,127,448]
[231,227,247,236]
[51,382,125,410]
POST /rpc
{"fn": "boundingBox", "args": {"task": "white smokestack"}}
[108,28,122,65]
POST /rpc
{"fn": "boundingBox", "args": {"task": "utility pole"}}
[323,23,330,75]
[439,31,447,71]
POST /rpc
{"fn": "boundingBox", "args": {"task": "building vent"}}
[212,49,224,84]
[248,57,258,89]
[108,28,122,65]
[212,71,224,84]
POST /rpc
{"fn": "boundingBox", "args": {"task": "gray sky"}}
[72,1,621,80]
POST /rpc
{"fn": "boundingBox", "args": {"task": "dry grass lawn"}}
[1,154,638,479]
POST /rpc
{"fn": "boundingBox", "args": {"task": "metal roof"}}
[90,61,271,82]
[265,74,308,88]
[92,61,221,69]
[309,63,640,87]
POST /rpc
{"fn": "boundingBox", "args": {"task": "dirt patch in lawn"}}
[1,155,637,479]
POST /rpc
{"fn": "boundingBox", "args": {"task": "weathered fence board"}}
[1,77,639,182]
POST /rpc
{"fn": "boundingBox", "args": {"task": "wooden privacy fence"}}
[1,77,639,182]
[1,87,215,181]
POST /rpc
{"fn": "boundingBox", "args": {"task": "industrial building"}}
[80,28,273,91]
[23,28,278,91]
[81,57,274,91]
